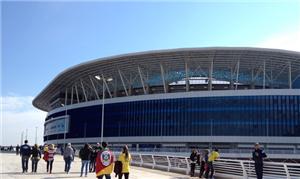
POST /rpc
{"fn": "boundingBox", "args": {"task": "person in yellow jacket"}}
[118,145,132,179]
[205,148,220,179]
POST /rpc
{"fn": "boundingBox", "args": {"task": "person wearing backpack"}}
[118,145,132,179]
[20,140,31,173]
[79,143,92,177]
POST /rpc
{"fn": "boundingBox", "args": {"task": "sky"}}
[1,1,300,146]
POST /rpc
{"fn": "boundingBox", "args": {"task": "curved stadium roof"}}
[33,47,300,112]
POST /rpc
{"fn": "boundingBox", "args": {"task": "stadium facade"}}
[33,47,300,151]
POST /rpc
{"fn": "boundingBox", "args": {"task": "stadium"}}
[33,47,300,152]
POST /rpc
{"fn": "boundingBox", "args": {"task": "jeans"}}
[255,162,263,179]
[64,156,72,173]
[97,174,111,179]
[190,163,196,176]
[31,157,39,172]
[47,160,54,173]
[199,161,205,178]
[21,156,30,172]
[118,173,129,179]
[81,160,89,176]
[204,161,214,179]
[89,159,96,172]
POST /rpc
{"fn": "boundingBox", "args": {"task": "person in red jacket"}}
[95,142,114,179]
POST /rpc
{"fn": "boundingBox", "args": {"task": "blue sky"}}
[1,1,300,145]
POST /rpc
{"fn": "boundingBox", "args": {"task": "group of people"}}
[18,140,132,179]
[189,148,220,179]
[189,143,267,179]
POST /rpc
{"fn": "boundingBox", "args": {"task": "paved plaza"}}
[0,153,190,179]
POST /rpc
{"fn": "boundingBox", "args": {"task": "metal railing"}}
[130,153,300,179]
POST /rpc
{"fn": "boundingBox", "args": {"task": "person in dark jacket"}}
[20,140,31,173]
[252,143,267,179]
[197,149,209,178]
[16,145,20,155]
[31,144,41,173]
[89,146,98,172]
[79,143,92,177]
[190,148,198,177]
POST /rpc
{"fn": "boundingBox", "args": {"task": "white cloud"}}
[255,28,300,52]
[1,95,47,146]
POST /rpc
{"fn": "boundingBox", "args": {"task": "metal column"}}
[160,63,167,93]
[89,76,100,100]
[118,69,129,96]
[102,74,112,98]
[75,83,80,103]
[208,60,213,91]
[185,60,189,92]
[288,61,292,89]
[80,79,88,102]
[235,60,240,90]
[138,66,147,94]
[263,60,266,89]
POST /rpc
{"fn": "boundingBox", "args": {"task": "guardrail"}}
[130,153,300,179]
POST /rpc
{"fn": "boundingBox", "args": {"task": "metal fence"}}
[130,153,300,179]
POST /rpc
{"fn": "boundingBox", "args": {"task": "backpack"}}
[114,161,122,177]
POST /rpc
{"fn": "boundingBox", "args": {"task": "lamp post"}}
[25,128,28,140]
[95,75,113,143]
[35,127,38,144]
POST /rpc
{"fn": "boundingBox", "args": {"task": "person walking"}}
[252,143,267,179]
[118,145,132,179]
[47,144,56,174]
[204,148,220,179]
[16,145,20,155]
[79,143,92,177]
[190,148,197,177]
[31,144,41,173]
[95,142,114,179]
[198,149,209,179]
[20,140,31,173]
[89,146,97,172]
[63,143,75,174]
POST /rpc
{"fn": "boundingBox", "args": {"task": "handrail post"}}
[139,154,143,167]
[152,155,156,169]
[283,164,291,179]
[240,161,248,179]
[185,157,190,175]
[167,156,171,172]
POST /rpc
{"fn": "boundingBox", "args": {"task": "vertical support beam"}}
[64,88,68,106]
[70,85,74,105]
[208,59,213,91]
[89,76,100,100]
[138,66,147,94]
[230,67,234,90]
[185,60,189,92]
[75,83,79,103]
[235,60,240,90]
[118,69,129,96]
[263,60,266,89]
[251,68,255,89]
[288,61,292,89]
[160,63,167,93]
[80,79,88,102]
[128,75,132,96]
[114,77,118,97]
[102,74,112,98]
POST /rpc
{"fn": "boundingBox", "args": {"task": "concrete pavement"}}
[0,153,191,179]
